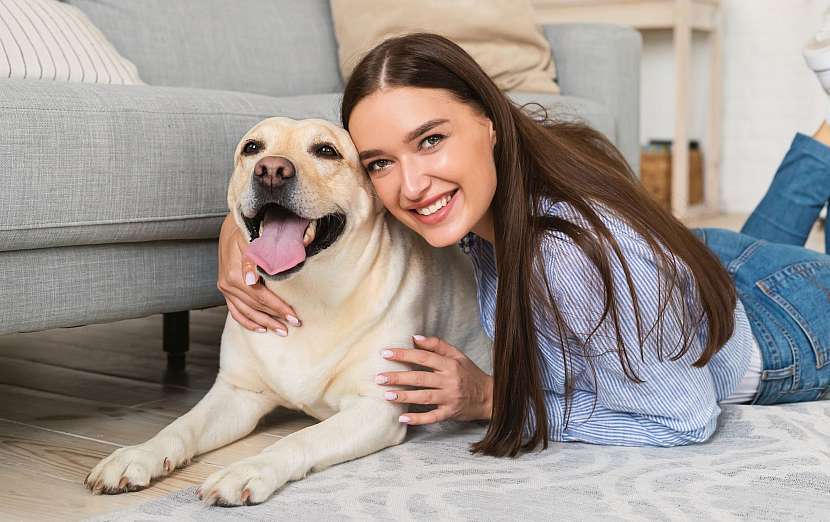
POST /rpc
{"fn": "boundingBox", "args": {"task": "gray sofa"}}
[0,0,641,369]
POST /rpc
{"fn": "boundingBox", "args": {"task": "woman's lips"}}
[411,189,458,225]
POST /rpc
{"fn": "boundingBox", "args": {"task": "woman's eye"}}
[366,159,392,173]
[242,141,260,155]
[420,134,444,149]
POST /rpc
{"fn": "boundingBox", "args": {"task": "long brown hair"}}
[341,33,736,457]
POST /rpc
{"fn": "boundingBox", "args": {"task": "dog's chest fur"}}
[216,317,378,417]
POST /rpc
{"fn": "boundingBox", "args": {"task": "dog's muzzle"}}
[239,156,347,281]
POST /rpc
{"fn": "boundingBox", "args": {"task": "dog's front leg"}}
[198,396,406,506]
[85,375,278,494]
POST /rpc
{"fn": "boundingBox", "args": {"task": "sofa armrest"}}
[542,23,642,175]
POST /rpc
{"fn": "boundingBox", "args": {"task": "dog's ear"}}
[226,160,248,215]
[369,185,386,215]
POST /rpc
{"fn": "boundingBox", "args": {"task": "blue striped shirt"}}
[460,200,755,447]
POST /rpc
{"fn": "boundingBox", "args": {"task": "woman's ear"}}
[488,119,497,147]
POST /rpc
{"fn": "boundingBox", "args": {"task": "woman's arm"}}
[535,216,723,447]
[217,213,301,335]
[535,363,720,447]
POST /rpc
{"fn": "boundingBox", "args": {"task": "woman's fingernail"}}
[375,374,388,384]
[275,329,287,337]
[245,272,257,286]
[413,334,426,341]
[399,415,410,423]
[381,350,393,358]
[286,315,301,327]
[384,391,397,400]
[255,327,266,333]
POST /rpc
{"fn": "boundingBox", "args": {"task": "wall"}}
[640,0,830,212]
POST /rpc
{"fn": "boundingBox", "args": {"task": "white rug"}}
[87,401,830,521]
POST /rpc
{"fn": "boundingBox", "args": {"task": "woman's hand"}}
[375,335,493,425]
[217,214,302,335]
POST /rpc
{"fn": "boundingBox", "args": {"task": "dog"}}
[84,117,492,506]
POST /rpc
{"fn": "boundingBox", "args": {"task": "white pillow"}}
[0,0,143,84]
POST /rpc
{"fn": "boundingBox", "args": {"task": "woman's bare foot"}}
[813,121,830,148]
[804,10,830,94]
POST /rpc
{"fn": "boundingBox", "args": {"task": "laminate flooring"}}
[0,305,318,521]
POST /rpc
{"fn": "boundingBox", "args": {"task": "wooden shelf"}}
[534,0,719,30]
[533,0,722,218]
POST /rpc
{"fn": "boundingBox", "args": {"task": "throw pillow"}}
[0,0,143,84]
[330,0,559,94]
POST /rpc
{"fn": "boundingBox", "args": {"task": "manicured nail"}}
[384,391,397,400]
[413,334,425,341]
[381,350,393,358]
[245,272,257,286]
[255,327,266,333]
[286,315,301,327]
[275,329,287,337]
[399,415,410,423]
[375,374,388,384]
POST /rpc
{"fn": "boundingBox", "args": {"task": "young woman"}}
[217,32,830,457]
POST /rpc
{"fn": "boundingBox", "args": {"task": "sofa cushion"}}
[330,0,559,95]
[64,0,342,97]
[0,0,144,84]
[0,80,342,252]
[0,80,614,252]
[0,241,223,335]
[508,91,614,143]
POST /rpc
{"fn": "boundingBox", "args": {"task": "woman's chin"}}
[397,208,469,248]
[419,225,468,248]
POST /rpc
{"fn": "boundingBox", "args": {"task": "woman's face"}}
[347,87,497,247]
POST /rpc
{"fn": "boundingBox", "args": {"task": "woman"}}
[217,33,830,457]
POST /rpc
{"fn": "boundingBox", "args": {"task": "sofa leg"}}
[163,310,189,373]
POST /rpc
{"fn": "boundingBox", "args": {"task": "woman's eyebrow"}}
[404,118,449,143]
[358,118,449,161]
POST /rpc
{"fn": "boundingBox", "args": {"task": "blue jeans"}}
[692,133,830,404]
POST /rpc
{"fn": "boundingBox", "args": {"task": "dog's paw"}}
[85,445,181,495]
[197,456,289,507]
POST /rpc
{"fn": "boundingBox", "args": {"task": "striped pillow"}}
[0,0,143,84]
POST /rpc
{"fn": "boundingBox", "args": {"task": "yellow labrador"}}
[85,117,492,506]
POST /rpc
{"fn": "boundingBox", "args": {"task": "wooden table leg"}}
[672,0,692,217]
[704,9,723,215]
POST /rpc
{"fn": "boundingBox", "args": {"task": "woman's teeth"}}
[303,221,317,246]
[416,193,453,216]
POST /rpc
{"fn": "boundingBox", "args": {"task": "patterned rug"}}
[87,401,830,521]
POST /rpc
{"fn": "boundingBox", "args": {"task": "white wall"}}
[640,0,830,213]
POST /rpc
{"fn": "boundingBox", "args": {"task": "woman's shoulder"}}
[537,197,654,258]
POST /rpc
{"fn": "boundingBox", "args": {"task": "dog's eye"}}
[312,143,341,159]
[242,141,261,156]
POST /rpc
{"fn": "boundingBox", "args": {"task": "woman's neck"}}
[471,210,495,245]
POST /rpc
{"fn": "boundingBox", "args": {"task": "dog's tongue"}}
[245,207,309,275]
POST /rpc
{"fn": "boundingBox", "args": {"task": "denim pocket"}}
[756,260,830,369]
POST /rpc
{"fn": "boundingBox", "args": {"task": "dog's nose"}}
[253,156,295,188]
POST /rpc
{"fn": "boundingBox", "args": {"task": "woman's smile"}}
[410,188,459,224]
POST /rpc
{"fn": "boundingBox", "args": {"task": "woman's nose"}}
[400,160,430,201]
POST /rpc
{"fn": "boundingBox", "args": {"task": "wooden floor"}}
[0,305,317,521]
[0,213,823,521]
